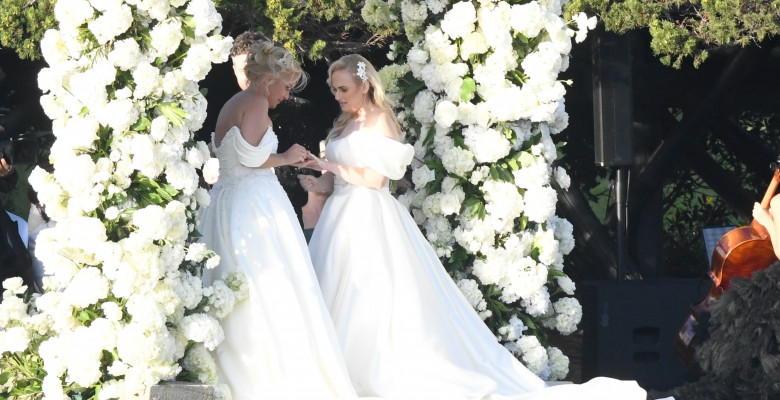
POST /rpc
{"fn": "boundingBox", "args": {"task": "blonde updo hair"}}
[245,41,308,93]
[326,54,401,140]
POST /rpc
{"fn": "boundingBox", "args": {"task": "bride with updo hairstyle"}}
[198,39,358,399]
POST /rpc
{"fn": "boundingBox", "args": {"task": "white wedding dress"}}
[308,130,651,400]
[199,126,358,400]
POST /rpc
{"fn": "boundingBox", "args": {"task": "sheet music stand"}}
[701,225,737,266]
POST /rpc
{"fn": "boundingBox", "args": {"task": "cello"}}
[675,166,780,365]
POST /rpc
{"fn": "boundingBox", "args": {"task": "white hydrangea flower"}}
[523,185,557,223]
[182,343,218,384]
[40,29,70,66]
[555,276,576,295]
[512,156,551,189]
[412,165,436,190]
[571,12,598,43]
[362,0,398,29]
[87,2,133,44]
[64,267,110,308]
[553,166,571,190]
[181,43,214,81]
[434,100,458,128]
[477,2,512,49]
[54,0,94,31]
[424,26,459,64]
[440,1,477,39]
[463,125,511,163]
[179,313,224,351]
[186,0,223,36]
[460,30,489,60]
[512,335,550,379]
[401,0,428,30]
[521,287,551,317]
[551,297,582,334]
[456,278,492,320]
[547,346,569,381]
[0,326,30,354]
[509,2,546,38]
[440,145,475,177]
[132,62,163,99]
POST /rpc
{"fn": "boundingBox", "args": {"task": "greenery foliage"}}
[565,0,780,68]
[0,0,56,60]
[214,0,374,61]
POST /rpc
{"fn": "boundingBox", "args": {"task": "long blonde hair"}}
[246,40,308,93]
[326,54,401,141]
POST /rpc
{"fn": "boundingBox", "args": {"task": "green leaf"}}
[131,116,152,132]
[497,165,514,182]
[464,198,484,219]
[547,268,567,280]
[518,151,535,168]
[423,125,436,146]
[518,216,528,231]
[157,102,188,127]
[76,309,98,323]
[453,134,466,148]
[460,77,476,102]
[489,297,510,313]
[0,371,10,385]
[490,165,500,180]
[147,193,164,205]
[401,73,426,108]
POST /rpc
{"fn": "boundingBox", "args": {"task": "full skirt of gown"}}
[308,131,650,400]
[199,126,357,400]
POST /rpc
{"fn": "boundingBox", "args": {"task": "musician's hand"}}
[753,202,772,231]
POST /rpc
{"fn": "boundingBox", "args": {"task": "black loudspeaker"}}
[580,279,709,391]
[592,30,633,167]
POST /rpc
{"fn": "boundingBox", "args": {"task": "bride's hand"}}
[282,144,309,166]
[298,174,331,193]
[305,152,331,172]
[291,155,317,169]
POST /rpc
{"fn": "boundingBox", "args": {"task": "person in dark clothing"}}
[0,92,36,292]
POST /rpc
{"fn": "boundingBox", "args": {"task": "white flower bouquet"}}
[0,0,244,398]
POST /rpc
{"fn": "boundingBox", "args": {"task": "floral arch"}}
[0,0,596,398]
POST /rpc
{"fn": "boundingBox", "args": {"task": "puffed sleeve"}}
[355,133,414,180]
[233,129,273,168]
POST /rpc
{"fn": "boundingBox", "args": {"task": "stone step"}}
[150,382,214,400]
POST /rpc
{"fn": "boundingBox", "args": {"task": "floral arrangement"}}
[364,0,597,380]
[0,0,246,399]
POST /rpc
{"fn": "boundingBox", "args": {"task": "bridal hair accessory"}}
[356,61,368,82]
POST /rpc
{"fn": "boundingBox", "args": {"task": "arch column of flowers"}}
[364,0,597,380]
[0,0,244,398]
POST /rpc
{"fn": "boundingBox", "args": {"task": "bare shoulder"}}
[215,91,271,146]
[366,111,400,141]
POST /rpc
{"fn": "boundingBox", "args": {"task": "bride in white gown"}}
[300,54,656,400]
[198,40,357,400]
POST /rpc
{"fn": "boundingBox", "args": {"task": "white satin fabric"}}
[199,126,358,400]
[309,131,650,400]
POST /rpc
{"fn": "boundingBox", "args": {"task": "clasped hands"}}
[287,146,331,193]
